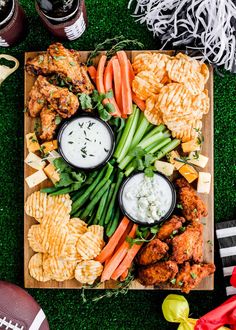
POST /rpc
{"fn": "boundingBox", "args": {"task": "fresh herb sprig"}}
[126,225,160,247]
[106,39,144,59]
[130,146,156,177]
[78,90,115,121]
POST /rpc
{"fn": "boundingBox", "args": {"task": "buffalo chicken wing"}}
[138,261,178,286]
[137,238,169,266]
[157,215,186,241]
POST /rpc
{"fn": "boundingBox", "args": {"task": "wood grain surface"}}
[24,50,214,289]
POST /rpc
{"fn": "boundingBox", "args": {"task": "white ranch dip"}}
[122,173,173,224]
[59,117,113,169]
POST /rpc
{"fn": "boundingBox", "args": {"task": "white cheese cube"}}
[46,150,61,164]
[188,152,209,168]
[154,160,175,177]
[25,152,46,171]
[197,172,211,194]
[25,170,47,188]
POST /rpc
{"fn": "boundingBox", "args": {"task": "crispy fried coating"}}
[157,215,186,241]
[171,222,204,264]
[26,43,94,94]
[174,262,215,293]
[175,178,208,221]
[137,238,169,266]
[138,261,178,286]
[40,107,57,141]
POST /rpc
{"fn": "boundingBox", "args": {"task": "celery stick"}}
[141,124,165,143]
[145,131,171,153]
[118,131,164,169]
[116,106,140,163]
[155,139,181,160]
[114,106,139,159]
[129,114,150,150]
[148,137,171,154]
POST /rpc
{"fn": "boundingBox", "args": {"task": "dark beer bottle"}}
[36,0,79,22]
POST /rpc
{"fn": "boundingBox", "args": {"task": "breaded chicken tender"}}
[137,238,169,266]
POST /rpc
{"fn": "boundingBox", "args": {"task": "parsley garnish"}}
[177,203,183,209]
[190,272,197,279]
[55,115,62,125]
[170,278,176,285]
[53,55,66,61]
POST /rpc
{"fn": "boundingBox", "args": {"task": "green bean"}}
[99,183,116,226]
[80,180,112,219]
[90,163,113,200]
[40,186,61,194]
[71,166,107,214]
[94,188,110,224]
[71,186,87,202]
[104,171,124,225]
[106,208,120,237]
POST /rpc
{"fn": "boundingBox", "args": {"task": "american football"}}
[0,281,49,330]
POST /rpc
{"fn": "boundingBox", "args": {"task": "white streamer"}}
[128,0,236,72]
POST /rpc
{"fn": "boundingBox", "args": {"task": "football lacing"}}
[0,317,24,330]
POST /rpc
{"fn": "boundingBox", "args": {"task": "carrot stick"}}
[112,58,123,112]
[132,92,146,111]
[96,217,130,263]
[128,59,135,82]
[96,55,107,94]
[101,223,138,282]
[120,269,129,282]
[111,242,144,281]
[87,66,97,85]
[104,58,121,117]
[114,222,133,253]
[117,51,133,115]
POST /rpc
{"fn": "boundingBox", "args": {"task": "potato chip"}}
[132,71,163,101]
[75,260,103,285]
[67,218,87,238]
[47,194,72,215]
[192,90,210,115]
[132,52,154,74]
[28,224,45,253]
[28,253,51,282]
[43,255,76,281]
[25,191,47,222]
[77,232,102,260]
[87,225,104,240]
[64,234,83,262]
[41,203,70,227]
[144,95,163,126]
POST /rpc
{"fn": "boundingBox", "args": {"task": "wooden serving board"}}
[24,50,214,289]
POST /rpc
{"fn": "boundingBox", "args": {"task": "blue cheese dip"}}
[58,116,114,169]
[120,172,175,224]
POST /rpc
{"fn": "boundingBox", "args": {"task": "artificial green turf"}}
[0,1,235,329]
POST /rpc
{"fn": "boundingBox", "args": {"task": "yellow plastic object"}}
[162,294,230,330]
[162,294,197,330]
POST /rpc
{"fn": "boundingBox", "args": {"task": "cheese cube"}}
[46,150,61,164]
[181,140,200,153]
[44,163,60,184]
[197,172,211,194]
[179,164,198,183]
[155,160,175,176]
[168,150,184,170]
[41,140,58,154]
[25,170,47,188]
[26,132,40,152]
[25,152,46,171]
[188,152,209,168]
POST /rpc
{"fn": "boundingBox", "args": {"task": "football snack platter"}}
[24,48,214,290]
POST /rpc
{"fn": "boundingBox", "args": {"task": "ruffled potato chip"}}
[75,260,103,285]
[25,191,47,222]
[28,224,45,253]
[43,255,76,281]
[77,232,102,260]
[144,95,163,126]
[132,71,163,101]
[64,234,83,262]
[47,194,72,215]
[87,225,104,240]
[67,218,87,238]
[28,253,51,282]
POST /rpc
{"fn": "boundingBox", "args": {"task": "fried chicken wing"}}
[157,215,186,241]
[171,222,203,264]
[137,238,169,266]
[28,76,79,118]
[40,107,57,141]
[138,261,178,286]
[26,43,94,94]
[175,178,208,221]
[174,262,215,293]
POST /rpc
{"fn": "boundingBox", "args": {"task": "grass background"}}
[0,0,235,329]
